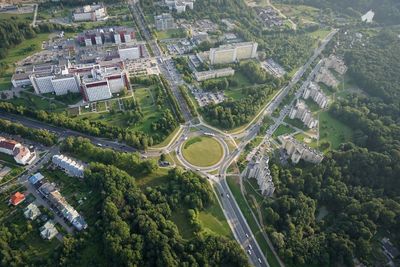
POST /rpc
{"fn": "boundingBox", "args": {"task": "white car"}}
[247,250,252,255]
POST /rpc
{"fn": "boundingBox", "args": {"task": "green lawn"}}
[284,117,309,131]
[6,92,66,112]
[0,33,50,90]
[156,28,187,40]
[318,111,353,150]
[198,197,232,238]
[275,3,320,25]
[182,136,223,167]
[273,124,296,137]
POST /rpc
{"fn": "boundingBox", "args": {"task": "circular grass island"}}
[182,136,224,168]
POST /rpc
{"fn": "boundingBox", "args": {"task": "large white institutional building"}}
[242,151,275,197]
[209,42,258,65]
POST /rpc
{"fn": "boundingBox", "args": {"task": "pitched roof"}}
[10,192,25,205]
[0,139,19,151]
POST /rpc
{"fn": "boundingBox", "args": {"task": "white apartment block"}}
[289,100,318,128]
[303,82,328,109]
[73,4,107,22]
[155,13,175,31]
[52,154,85,178]
[0,137,36,165]
[194,67,235,81]
[241,151,275,197]
[279,135,324,164]
[165,0,194,13]
[209,42,258,65]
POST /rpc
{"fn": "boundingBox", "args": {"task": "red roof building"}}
[10,192,25,206]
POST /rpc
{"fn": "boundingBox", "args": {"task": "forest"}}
[277,0,400,25]
[263,29,400,266]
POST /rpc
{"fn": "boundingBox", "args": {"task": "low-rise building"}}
[155,13,175,31]
[29,172,45,185]
[289,100,318,128]
[10,192,25,206]
[24,203,41,220]
[0,137,36,165]
[381,238,400,260]
[242,151,275,197]
[52,154,85,178]
[279,135,324,164]
[209,42,258,65]
[118,45,142,60]
[194,68,235,81]
[73,4,107,22]
[40,220,58,240]
[325,55,347,75]
[303,82,328,109]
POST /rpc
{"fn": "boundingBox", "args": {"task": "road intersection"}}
[0,6,338,265]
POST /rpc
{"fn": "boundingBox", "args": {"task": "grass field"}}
[156,28,187,40]
[318,111,353,150]
[182,136,223,167]
[273,124,296,137]
[0,33,50,90]
[275,3,320,26]
[198,198,232,238]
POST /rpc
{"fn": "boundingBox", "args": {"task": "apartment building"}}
[194,67,235,81]
[165,0,194,13]
[77,27,136,46]
[52,154,85,178]
[279,135,324,164]
[242,151,275,197]
[155,13,175,31]
[73,4,107,22]
[303,82,328,109]
[289,100,318,128]
[209,42,258,65]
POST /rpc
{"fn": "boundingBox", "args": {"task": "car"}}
[248,244,252,250]
[258,258,262,263]
[226,194,230,198]
[247,250,252,255]
[245,233,249,238]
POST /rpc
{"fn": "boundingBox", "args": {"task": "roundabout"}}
[181,136,224,168]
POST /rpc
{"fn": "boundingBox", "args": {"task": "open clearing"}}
[182,136,223,167]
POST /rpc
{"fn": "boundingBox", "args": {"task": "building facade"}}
[155,13,175,31]
[279,135,324,164]
[303,82,328,109]
[242,151,275,197]
[73,4,107,22]
[52,154,85,178]
[194,67,235,81]
[209,42,258,65]
[289,100,318,128]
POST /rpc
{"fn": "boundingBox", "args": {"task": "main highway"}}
[0,4,338,265]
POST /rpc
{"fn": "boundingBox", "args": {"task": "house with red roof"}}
[10,192,25,206]
[0,137,36,165]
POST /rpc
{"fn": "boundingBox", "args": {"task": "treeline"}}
[61,136,158,176]
[0,19,35,59]
[159,76,185,122]
[265,145,400,266]
[0,102,151,150]
[179,85,197,116]
[173,57,193,83]
[0,118,57,146]
[79,163,249,267]
[278,0,400,25]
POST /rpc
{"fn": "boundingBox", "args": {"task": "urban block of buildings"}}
[303,82,328,109]
[209,42,258,65]
[289,100,318,129]
[165,0,194,13]
[77,27,136,46]
[29,173,88,231]
[279,135,324,164]
[24,203,41,220]
[325,55,348,75]
[194,67,235,82]
[52,154,85,178]
[241,151,275,197]
[12,59,129,102]
[73,4,108,22]
[0,137,36,165]
[155,13,175,31]
[40,220,58,240]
